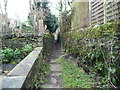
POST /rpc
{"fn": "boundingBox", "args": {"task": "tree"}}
[0,0,9,35]
[29,0,58,35]
[58,0,72,33]
[36,0,58,33]
[44,14,58,33]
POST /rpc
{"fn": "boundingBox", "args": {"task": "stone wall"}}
[71,0,90,30]
[43,33,53,60]
[2,47,43,89]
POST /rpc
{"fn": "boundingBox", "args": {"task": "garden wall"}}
[2,47,43,89]
[62,22,120,87]
[43,33,54,60]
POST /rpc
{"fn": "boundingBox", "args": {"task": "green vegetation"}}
[0,48,21,64]
[36,1,58,33]
[44,14,58,33]
[43,33,53,59]
[39,61,50,84]
[22,44,33,56]
[0,44,33,64]
[34,60,50,88]
[16,23,32,33]
[62,22,120,87]
[22,24,32,32]
[57,57,94,88]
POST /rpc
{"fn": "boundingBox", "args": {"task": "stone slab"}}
[50,64,61,72]
[51,77,57,84]
[43,84,61,88]
[50,59,57,64]
[2,47,43,89]
[0,75,5,90]
[8,47,42,76]
[51,71,61,77]
[2,76,26,88]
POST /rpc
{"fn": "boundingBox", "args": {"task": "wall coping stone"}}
[2,47,43,88]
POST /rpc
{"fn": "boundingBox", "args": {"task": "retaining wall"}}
[2,47,43,89]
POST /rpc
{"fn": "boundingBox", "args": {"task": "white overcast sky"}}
[0,0,72,22]
[7,0,30,22]
[5,0,59,22]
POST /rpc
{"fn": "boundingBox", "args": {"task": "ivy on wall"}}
[62,22,120,87]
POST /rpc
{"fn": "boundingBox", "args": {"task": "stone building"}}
[71,0,120,29]
[71,0,90,30]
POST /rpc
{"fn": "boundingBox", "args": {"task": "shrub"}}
[0,44,33,64]
[22,44,33,55]
[0,48,21,64]
[62,22,120,87]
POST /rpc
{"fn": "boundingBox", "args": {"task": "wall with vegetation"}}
[71,0,89,30]
[62,22,120,87]
[43,33,53,60]
[23,47,50,88]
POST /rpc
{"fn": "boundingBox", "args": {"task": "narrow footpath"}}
[43,42,62,88]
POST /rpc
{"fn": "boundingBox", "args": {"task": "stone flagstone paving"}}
[43,43,62,88]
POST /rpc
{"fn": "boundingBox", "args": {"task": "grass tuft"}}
[57,57,94,88]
